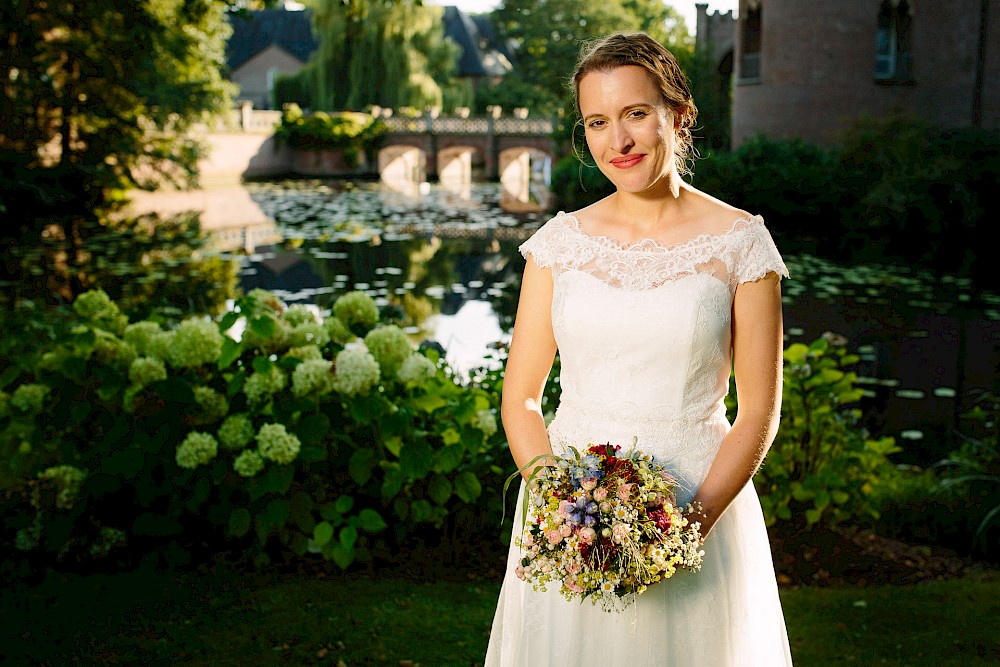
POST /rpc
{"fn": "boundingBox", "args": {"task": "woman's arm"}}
[501,255,559,480]
[690,271,784,537]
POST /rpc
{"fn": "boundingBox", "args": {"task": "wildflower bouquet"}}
[504,441,705,612]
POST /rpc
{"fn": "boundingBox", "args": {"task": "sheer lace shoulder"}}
[519,210,788,291]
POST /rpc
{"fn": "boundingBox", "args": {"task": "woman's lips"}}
[610,154,645,169]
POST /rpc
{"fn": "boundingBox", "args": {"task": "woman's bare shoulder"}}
[681,186,754,234]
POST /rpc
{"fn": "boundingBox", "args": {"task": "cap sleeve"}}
[735,217,789,284]
[518,214,567,269]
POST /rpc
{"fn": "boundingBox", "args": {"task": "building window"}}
[740,4,762,81]
[875,0,912,81]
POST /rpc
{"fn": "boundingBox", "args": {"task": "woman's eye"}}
[628,110,648,119]
[588,120,606,129]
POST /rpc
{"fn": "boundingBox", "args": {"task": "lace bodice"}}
[519,211,788,493]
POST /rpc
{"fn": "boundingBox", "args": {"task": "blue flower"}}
[565,496,599,527]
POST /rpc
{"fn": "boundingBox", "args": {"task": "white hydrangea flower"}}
[92,330,137,369]
[73,289,128,334]
[256,423,301,464]
[364,325,411,375]
[217,414,255,450]
[289,322,330,348]
[282,304,319,327]
[285,345,323,361]
[123,321,164,356]
[10,384,49,414]
[37,465,86,510]
[474,409,498,438]
[129,356,168,388]
[332,346,381,396]
[233,449,265,477]
[169,318,224,369]
[193,386,229,422]
[243,366,287,404]
[333,291,379,331]
[396,353,437,387]
[175,431,219,469]
[292,358,335,397]
[147,331,175,361]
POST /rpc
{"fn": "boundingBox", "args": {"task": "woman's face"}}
[578,65,676,196]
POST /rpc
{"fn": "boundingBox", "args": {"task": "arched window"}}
[740,2,762,80]
[876,0,913,81]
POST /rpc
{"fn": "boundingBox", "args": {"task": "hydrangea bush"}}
[0,288,508,570]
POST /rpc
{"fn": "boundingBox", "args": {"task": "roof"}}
[442,6,513,78]
[225,6,511,79]
[226,8,318,71]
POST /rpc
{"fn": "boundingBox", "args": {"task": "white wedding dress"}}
[485,211,794,666]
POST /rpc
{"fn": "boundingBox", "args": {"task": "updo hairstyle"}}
[572,32,698,175]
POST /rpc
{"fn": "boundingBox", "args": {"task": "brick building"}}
[728,0,1000,147]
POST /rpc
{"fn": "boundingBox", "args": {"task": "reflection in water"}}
[438,146,474,199]
[379,145,427,196]
[499,148,553,213]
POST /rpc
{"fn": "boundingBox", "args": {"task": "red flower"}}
[648,508,672,532]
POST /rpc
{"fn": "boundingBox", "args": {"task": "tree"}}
[300,0,460,111]
[0,0,236,300]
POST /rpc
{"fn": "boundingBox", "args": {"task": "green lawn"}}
[2,565,998,666]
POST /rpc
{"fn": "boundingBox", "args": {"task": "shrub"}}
[0,288,508,571]
[748,334,902,529]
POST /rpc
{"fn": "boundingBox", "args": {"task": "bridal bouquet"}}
[504,441,705,612]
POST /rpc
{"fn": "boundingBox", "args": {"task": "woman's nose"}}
[611,125,634,153]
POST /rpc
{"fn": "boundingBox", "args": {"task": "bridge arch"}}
[498,146,554,213]
[378,145,427,192]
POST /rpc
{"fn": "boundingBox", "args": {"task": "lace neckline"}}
[554,210,764,253]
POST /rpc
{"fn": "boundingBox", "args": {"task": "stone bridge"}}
[376,113,556,183]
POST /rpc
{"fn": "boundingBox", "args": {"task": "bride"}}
[484,32,794,665]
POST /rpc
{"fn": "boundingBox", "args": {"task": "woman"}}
[484,32,793,666]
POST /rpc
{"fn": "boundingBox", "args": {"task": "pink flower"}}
[579,527,597,544]
[515,565,526,580]
[523,534,534,548]
[581,477,597,491]
[566,561,581,574]
[558,499,574,517]
[617,484,634,501]
[612,522,630,543]
[546,529,562,545]
[565,577,584,593]
[593,487,608,502]
[559,524,572,537]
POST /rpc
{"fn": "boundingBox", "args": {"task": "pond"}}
[227,178,1000,465]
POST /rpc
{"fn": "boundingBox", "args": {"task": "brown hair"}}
[572,32,698,174]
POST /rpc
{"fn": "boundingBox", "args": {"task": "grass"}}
[1,564,998,666]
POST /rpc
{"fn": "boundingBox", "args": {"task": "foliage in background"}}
[2,212,238,321]
[273,105,387,167]
[0,289,509,571]
[932,390,1000,558]
[289,0,460,112]
[0,0,235,299]
[728,335,902,530]
[488,0,692,116]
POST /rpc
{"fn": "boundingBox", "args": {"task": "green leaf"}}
[428,474,452,505]
[357,508,387,533]
[313,521,334,547]
[433,444,465,473]
[102,449,145,477]
[252,355,273,374]
[805,508,823,525]
[228,508,252,537]
[335,494,354,514]
[454,472,482,503]
[399,438,434,478]
[381,462,403,500]
[329,543,354,570]
[410,499,433,522]
[411,394,447,413]
[339,525,358,549]
[255,499,290,543]
[220,311,240,332]
[218,337,242,370]
[249,315,278,339]
[383,436,402,457]
[441,428,461,445]
[348,449,377,485]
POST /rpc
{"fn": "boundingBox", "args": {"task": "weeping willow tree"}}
[302,0,461,111]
